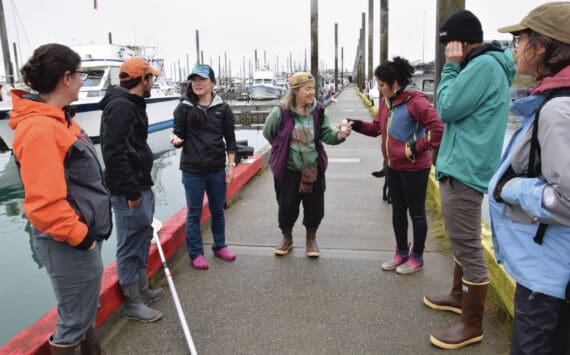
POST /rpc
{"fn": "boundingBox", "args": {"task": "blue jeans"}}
[182,169,227,259]
[33,233,103,344]
[111,189,155,286]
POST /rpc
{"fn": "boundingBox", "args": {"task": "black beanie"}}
[439,10,483,44]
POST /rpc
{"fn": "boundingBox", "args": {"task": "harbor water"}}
[0,127,269,346]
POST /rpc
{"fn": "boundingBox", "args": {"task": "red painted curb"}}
[1,155,264,355]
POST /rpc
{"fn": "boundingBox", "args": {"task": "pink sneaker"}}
[191,255,209,270]
[382,252,408,271]
[396,255,423,274]
[214,247,236,261]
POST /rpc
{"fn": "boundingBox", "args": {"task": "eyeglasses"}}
[512,35,521,49]
[71,71,89,81]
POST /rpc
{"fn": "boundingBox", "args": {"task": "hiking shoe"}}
[382,253,408,271]
[214,247,237,261]
[191,255,209,270]
[396,256,423,274]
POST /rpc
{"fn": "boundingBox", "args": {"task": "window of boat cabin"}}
[109,67,121,87]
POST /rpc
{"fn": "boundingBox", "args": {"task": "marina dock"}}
[99,87,509,354]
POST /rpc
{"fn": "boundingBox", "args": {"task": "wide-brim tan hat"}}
[289,72,315,89]
[498,2,570,44]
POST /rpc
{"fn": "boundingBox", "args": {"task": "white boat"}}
[0,44,180,149]
[248,69,285,100]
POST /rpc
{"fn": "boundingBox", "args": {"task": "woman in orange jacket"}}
[9,43,112,353]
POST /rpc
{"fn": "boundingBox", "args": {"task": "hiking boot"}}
[275,228,293,256]
[306,227,319,257]
[396,254,423,274]
[424,258,463,314]
[121,283,162,323]
[214,247,237,261]
[191,255,209,270]
[138,267,164,305]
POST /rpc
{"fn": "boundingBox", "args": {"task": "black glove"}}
[346,119,362,132]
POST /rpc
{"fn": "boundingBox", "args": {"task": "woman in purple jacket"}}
[349,57,444,274]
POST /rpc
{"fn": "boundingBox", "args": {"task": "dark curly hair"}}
[374,56,415,90]
[519,30,570,80]
[20,43,81,94]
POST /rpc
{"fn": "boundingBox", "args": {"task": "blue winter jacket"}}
[488,90,570,299]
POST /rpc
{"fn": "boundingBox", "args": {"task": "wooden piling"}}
[311,0,319,97]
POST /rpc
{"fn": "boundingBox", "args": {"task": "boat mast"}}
[0,0,14,85]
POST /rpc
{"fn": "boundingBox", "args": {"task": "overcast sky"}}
[1,0,548,80]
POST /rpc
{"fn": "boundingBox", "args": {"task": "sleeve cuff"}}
[74,233,95,251]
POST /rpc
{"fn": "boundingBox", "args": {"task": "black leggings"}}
[386,166,430,256]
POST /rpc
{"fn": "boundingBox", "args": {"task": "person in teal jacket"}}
[422,10,516,350]
[490,3,570,354]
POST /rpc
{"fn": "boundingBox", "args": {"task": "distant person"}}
[170,64,237,270]
[0,84,3,101]
[423,10,515,350]
[263,72,352,257]
[348,57,443,274]
[100,57,164,322]
[9,43,111,353]
[490,3,570,354]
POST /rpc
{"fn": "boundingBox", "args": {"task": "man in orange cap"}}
[99,57,164,323]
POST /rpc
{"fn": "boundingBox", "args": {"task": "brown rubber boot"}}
[81,324,102,355]
[306,227,319,257]
[423,258,463,314]
[430,279,489,350]
[274,228,293,255]
[49,336,80,354]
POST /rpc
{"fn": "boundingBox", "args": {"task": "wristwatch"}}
[230,162,236,167]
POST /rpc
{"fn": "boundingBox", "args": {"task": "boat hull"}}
[249,84,283,100]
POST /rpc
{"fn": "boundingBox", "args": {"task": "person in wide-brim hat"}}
[489,2,570,354]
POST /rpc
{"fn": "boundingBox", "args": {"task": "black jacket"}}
[172,94,237,173]
[99,86,154,200]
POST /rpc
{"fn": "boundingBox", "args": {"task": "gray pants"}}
[439,177,488,283]
[111,189,155,286]
[33,235,103,344]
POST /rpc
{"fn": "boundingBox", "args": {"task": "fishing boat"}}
[248,69,285,100]
[0,43,180,149]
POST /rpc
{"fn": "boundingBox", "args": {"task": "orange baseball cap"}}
[119,57,162,81]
